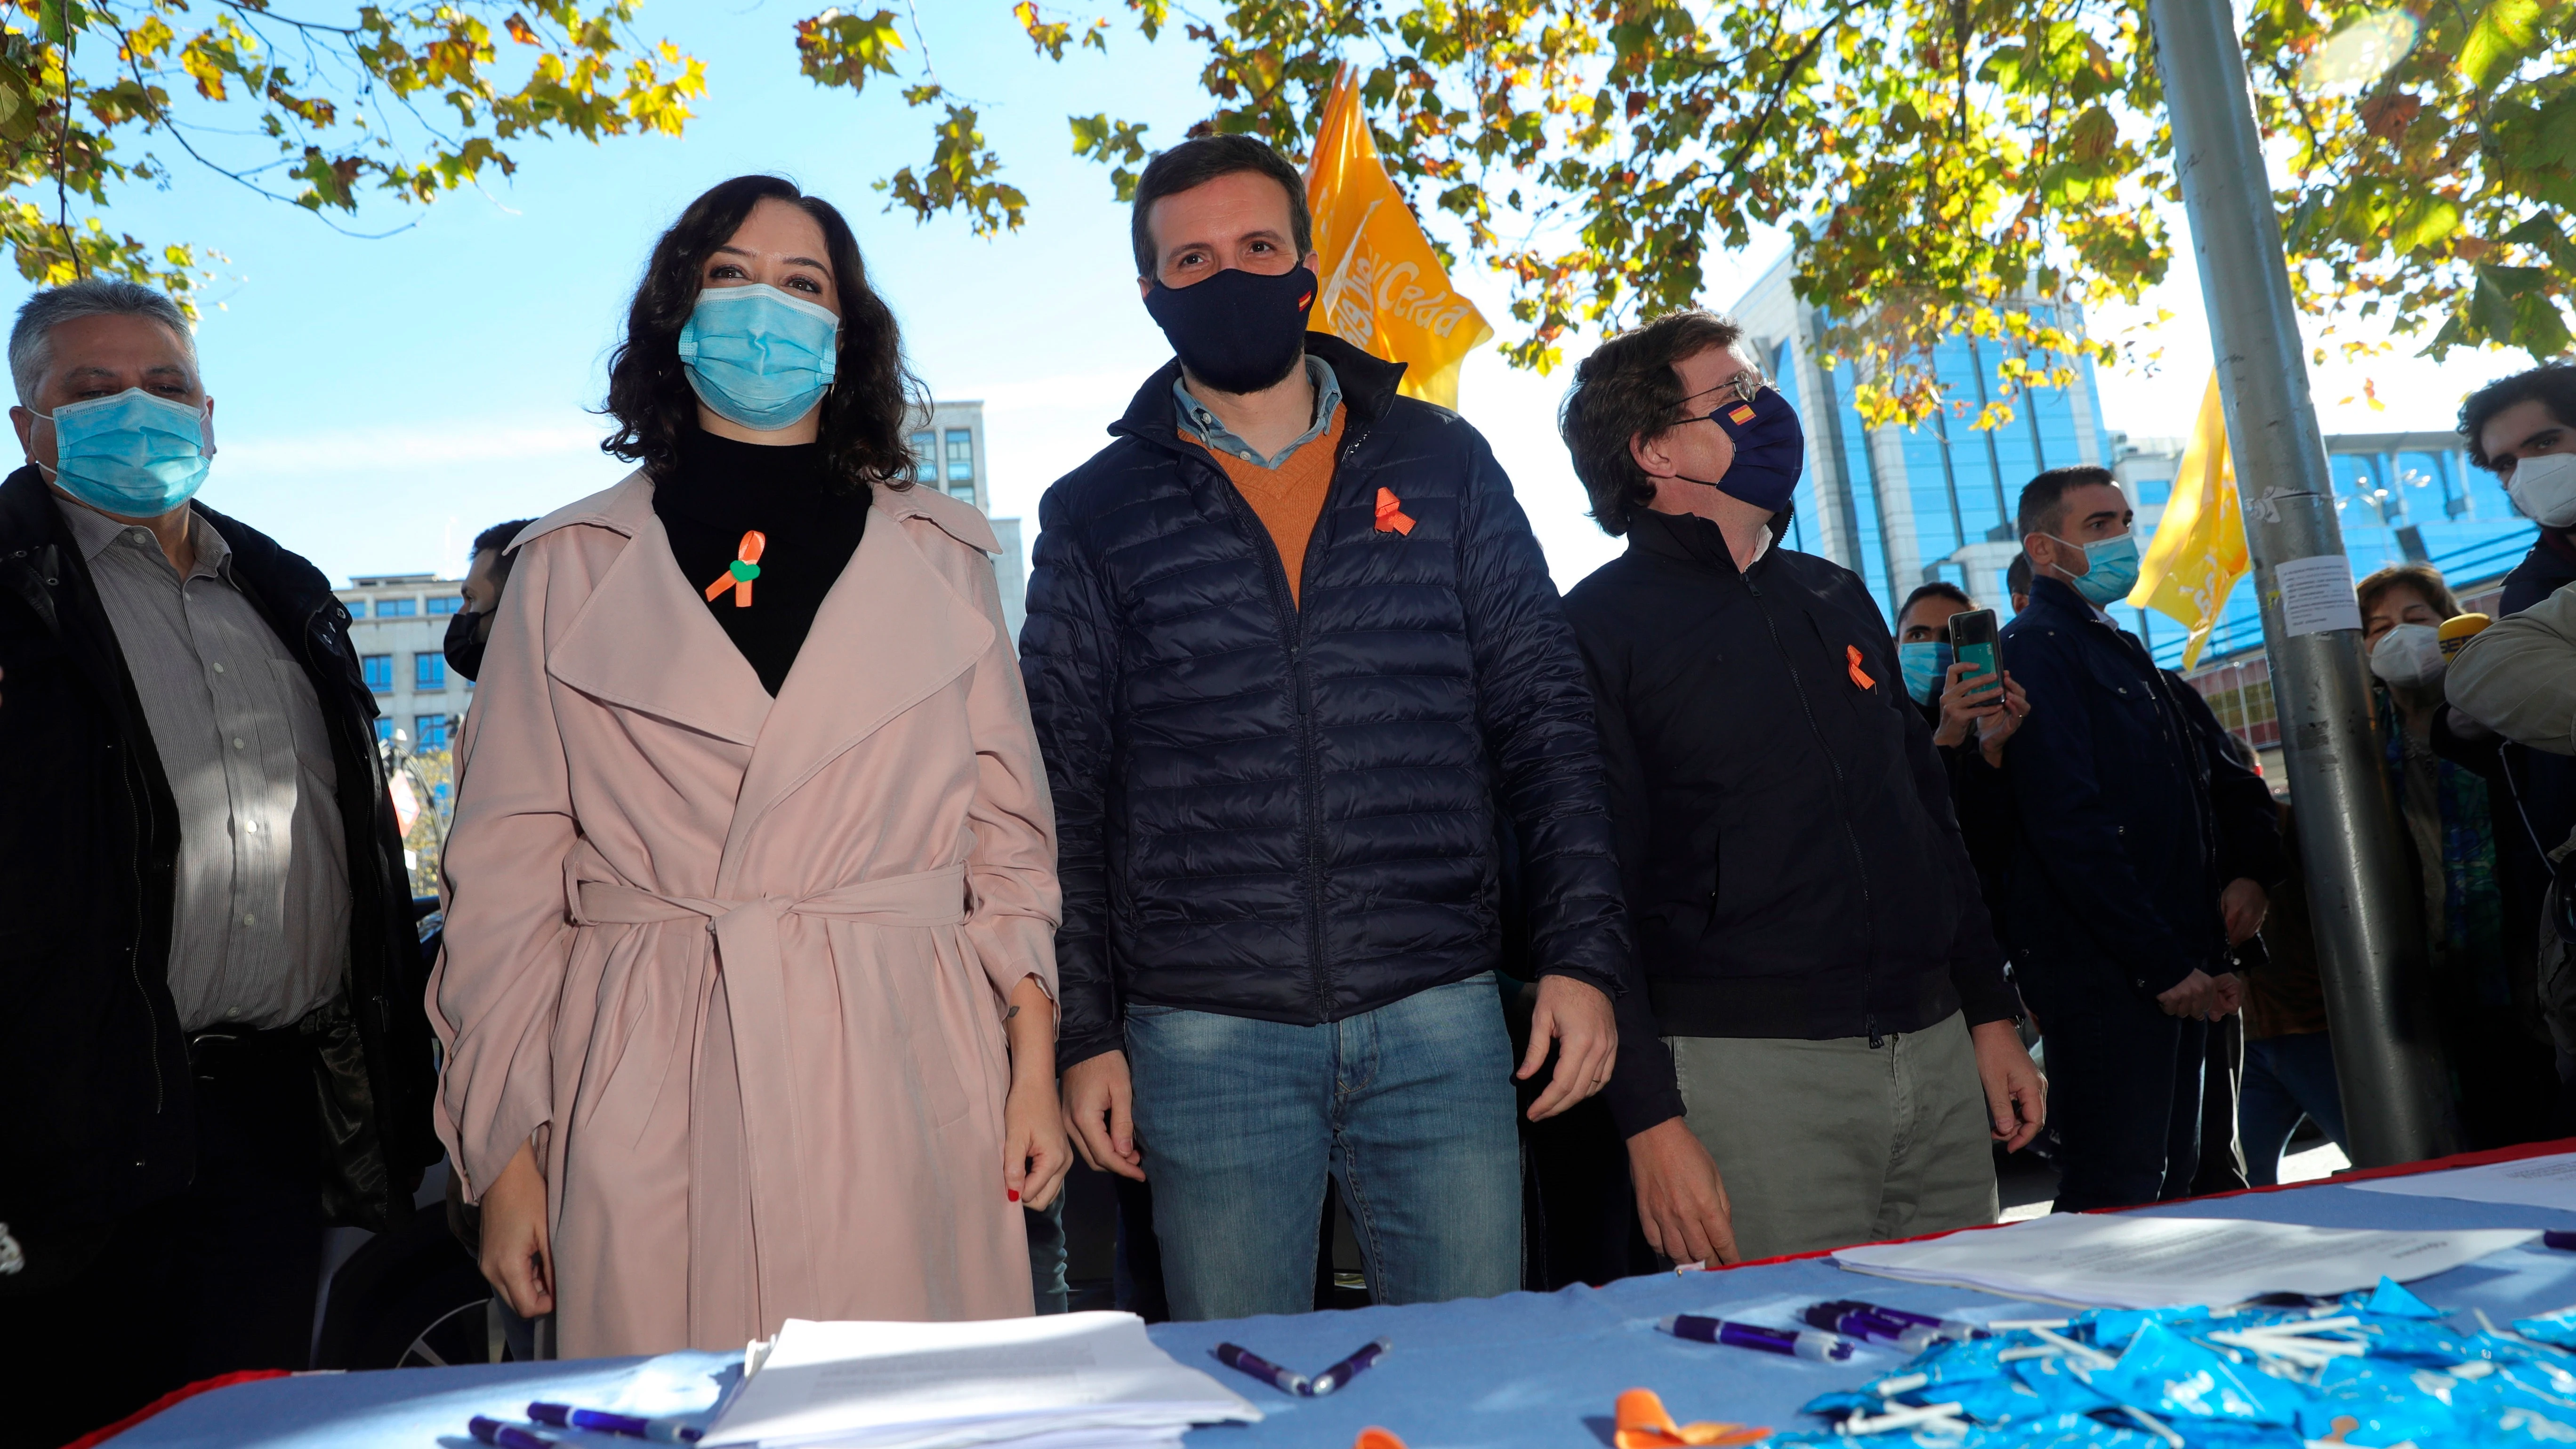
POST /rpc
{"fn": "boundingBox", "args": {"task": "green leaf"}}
[2459,0,2556,89]
[2391,194,2460,252]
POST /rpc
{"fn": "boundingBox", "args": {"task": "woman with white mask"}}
[2357,563,2536,1146]
[430,176,1068,1355]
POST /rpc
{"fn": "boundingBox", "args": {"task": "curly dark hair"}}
[2459,363,2576,473]
[1557,309,1745,536]
[601,175,921,492]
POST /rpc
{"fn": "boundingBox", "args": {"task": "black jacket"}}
[1020,336,1633,1071]
[1568,510,2018,1135]
[0,467,437,1234]
[1997,577,2277,996]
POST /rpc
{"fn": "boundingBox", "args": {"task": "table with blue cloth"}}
[102,1150,2576,1449]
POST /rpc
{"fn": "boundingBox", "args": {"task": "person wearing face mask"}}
[431,176,1067,1356]
[2358,564,2552,1148]
[1022,135,1629,1320]
[1995,465,2280,1212]
[440,517,536,684]
[1558,310,2045,1267]
[1895,580,2031,940]
[0,281,437,1444]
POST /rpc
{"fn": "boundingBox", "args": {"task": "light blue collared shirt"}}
[1173,355,1343,470]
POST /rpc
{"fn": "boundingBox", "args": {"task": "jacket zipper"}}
[1740,562,1884,1046]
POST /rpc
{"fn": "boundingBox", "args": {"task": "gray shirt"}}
[1173,355,1342,469]
[58,498,351,1031]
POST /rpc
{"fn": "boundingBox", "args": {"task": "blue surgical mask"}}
[35,387,212,517]
[676,283,840,431]
[2051,529,2142,606]
[1899,641,1953,705]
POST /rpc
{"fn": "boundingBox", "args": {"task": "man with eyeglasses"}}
[1558,309,2045,1266]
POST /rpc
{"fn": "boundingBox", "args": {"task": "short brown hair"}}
[1558,309,1745,536]
[1130,135,1314,279]
[2356,561,2460,621]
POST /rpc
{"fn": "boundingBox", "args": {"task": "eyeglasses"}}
[1677,366,1770,423]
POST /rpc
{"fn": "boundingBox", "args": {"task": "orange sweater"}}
[1193,403,1347,606]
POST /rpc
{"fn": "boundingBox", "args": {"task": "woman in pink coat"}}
[431,175,1067,1358]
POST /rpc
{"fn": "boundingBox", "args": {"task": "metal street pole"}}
[2147,0,2459,1166]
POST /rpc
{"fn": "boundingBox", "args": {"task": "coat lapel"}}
[542,477,772,747]
[716,495,993,888]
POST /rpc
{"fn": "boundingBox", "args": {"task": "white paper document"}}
[2274,554,2364,636]
[700,1312,1259,1449]
[1831,1213,2536,1309]
[2347,1151,2576,1211]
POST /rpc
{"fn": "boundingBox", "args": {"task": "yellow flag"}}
[2130,373,2250,669]
[1303,65,1494,409]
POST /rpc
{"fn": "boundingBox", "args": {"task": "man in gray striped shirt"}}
[0,280,435,1443]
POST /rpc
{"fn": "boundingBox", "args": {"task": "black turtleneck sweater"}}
[654,427,869,696]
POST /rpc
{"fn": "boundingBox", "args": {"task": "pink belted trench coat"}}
[428,472,1060,1358]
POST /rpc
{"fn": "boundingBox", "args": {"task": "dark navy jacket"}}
[1021,335,1631,1071]
[1570,509,2018,1135]
[1999,576,2270,995]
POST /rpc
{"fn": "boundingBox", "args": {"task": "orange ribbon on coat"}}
[1613,1388,1771,1449]
[1374,487,1415,535]
[1845,644,1876,691]
[706,530,767,608]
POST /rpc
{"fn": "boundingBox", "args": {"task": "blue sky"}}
[3,3,2530,591]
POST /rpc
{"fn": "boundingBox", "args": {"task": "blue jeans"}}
[2240,1031,2347,1186]
[1123,974,1522,1321]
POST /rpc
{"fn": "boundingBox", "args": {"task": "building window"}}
[911,430,936,484]
[415,653,445,691]
[374,718,394,745]
[362,654,393,692]
[427,596,462,616]
[416,714,450,751]
[378,597,419,618]
[945,429,973,484]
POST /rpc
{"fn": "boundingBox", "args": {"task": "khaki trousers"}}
[1668,1010,2000,1261]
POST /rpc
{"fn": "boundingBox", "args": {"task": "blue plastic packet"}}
[2363,1277,2447,1320]
[1868,1334,2014,1392]
[1794,1388,1884,1421]
[2359,1318,2542,1366]
[2512,1305,2576,1350]
[2075,1305,2211,1351]
[2085,1323,2303,1425]
[1955,1410,2163,1448]
[2009,1353,2123,1418]
[2298,1358,2460,1444]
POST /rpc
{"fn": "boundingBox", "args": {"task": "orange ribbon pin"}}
[1845,644,1876,691]
[1613,1388,1771,1449]
[1374,486,1416,536]
[705,530,766,608]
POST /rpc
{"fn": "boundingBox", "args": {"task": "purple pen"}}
[1308,1337,1391,1396]
[528,1403,703,1442]
[467,1417,554,1449]
[1214,1342,1312,1396]
[1660,1314,1855,1362]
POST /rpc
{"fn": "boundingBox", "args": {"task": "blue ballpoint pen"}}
[468,1417,555,1449]
[1661,1314,1855,1362]
[1308,1337,1391,1396]
[528,1402,704,1443]
[1214,1342,1312,1396]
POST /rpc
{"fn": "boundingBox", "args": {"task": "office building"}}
[905,398,1027,638]
[336,572,473,755]
[1730,252,2111,622]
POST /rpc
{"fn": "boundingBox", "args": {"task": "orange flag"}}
[1303,64,1494,409]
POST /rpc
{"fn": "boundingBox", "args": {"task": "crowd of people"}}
[5,132,2576,1448]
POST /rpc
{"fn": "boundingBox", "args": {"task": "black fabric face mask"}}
[443,606,489,684]
[1143,264,1318,395]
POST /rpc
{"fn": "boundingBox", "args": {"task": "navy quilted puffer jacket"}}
[1022,335,1632,1070]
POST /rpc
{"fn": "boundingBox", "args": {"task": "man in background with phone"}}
[1998,466,2279,1211]
[1555,309,2045,1267]
[1896,582,2032,930]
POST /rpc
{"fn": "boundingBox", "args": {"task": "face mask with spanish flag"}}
[1144,264,1319,396]
[1693,386,1806,513]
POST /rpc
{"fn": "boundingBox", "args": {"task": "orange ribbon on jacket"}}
[1375,487,1415,536]
[705,530,767,608]
[1613,1388,1771,1448]
[1845,644,1876,691]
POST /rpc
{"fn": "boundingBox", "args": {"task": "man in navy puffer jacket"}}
[1021,136,1633,1320]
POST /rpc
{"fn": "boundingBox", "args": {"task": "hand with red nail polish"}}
[1001,974,1071,1212]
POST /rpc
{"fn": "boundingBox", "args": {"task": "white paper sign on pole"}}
[2274,554,2363,637]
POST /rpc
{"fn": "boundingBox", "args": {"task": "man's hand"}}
[1976,672,2031,769]
[1060,1051,1144,1181]
[1520,974,1616,1121]
[477,1138,554,1318]
[2156,968,2216,1019]
[1625,1117,1738,1267]
[2219,877,2269,945]
[2208,971,2244,1021]
[1969,1019,2047,1151]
